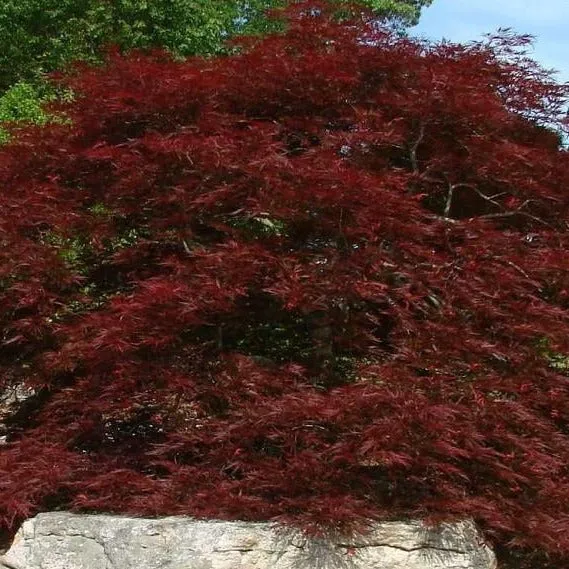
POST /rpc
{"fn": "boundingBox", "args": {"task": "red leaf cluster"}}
[1,2,569,563]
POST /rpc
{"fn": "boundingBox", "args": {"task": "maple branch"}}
[338,207,349,249]
[502,260,531,279]
[443,181,454,218]
[475,200,555,228]
[451,183,503,210]
[409,122,426,173]
[427,177,536,226]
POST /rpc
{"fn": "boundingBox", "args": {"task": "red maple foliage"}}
[1,2,569,565]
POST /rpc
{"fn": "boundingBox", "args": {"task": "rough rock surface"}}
[0,383,35,446]
[0,512,496,569]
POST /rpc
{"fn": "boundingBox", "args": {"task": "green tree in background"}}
[0,0,278,91]
[0,0,432,142]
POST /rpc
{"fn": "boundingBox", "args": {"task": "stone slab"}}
[0,513,496,569]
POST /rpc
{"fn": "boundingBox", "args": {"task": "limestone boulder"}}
[0,512,496,569]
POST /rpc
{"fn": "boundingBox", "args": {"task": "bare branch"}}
[475,200,555,228]
[502,260,531,279]
[430,214,459,224]
[443,182,455,218]
[409,122,426,173]
[451,183,503,210]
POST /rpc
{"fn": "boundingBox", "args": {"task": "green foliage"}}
[537,338,569,373]
[0,0,279,92]
[227,215,288,239]
[0,81,74,144]
[0,82,51,143]
[0,83,50,124]
[333,0,433,26]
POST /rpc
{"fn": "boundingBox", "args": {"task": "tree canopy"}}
[1,2,568,568]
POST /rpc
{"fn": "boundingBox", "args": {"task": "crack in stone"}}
[67,535,114,569]
[39,531,86,538]
[100,538,114,569]
[212,541,469,556]
[213,547,277,553]
[336,543,468,555]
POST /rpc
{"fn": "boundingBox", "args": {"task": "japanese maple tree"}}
[1,2,569,567]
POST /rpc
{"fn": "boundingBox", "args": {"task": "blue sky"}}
[411,0,569,84]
